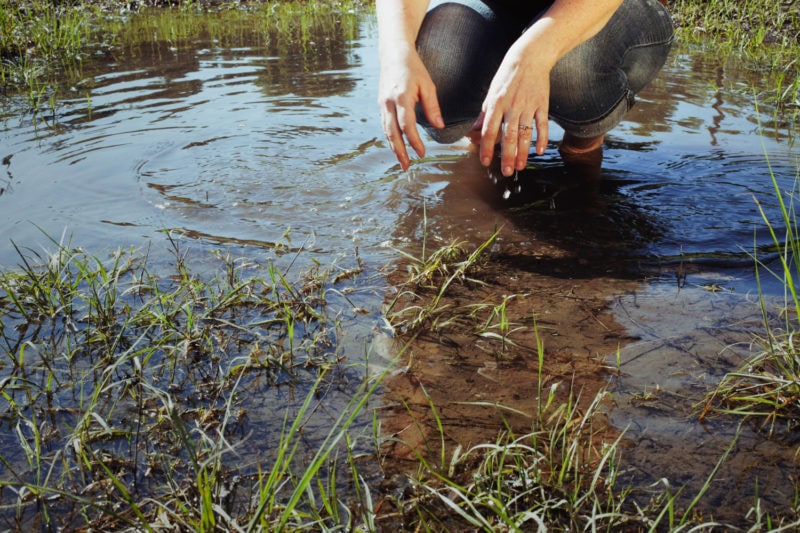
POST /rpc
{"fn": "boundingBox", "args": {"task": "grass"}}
[377,302,796,530]
[380,219,800,529]
[2,0,800,529]
[3,228,800,529]
[1,0,796,117]
[376,191,800,529]
[0,0,368,118]
[384,202,500,335]
[0,231,388,530]
[699,141,800,438]
[668,0,800,112]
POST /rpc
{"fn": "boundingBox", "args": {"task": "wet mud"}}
[377,152,642,456]
[377,150,800,523]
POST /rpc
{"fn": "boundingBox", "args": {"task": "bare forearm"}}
[376,0,430,60]
[521,0,624,69]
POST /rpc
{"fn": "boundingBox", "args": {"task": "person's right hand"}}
[378,47,445,170]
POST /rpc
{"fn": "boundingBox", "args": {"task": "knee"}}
[416,2,505,94]
[548,0,674,136]
[415,1,515,139]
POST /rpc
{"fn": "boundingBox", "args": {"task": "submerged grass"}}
[0,232,387,530]
[2,229,800,529]
[381,227,799,529]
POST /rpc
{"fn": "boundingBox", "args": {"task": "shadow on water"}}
[0,4,800,527]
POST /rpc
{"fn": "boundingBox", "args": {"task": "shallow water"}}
[1,7,800,525]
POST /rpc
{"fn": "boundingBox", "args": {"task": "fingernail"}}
[481,157,490,166]
[503,166,512,175]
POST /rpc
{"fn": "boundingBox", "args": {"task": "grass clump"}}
[385,214,499,335]
[0,0,369,116]
[668,0,800,111]
[0,0,98,111]
[383,371,742,531]
[0,233,385,530]
[700,335,800,436]
[700,155,800,437]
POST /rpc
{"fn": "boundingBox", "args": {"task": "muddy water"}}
[1,8,799,525]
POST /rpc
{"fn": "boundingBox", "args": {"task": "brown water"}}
[1,9,800,526]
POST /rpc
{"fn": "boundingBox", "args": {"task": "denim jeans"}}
[416,0,674,143]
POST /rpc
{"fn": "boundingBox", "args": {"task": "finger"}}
[534,108,549,156]
[479,107,503,167]
[500,117,522,177]
[419,82,445,129]
[516,119,534,171]
[396,103,426,160]
[382,106,411,170]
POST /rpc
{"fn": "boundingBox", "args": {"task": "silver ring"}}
[519,124,532,131]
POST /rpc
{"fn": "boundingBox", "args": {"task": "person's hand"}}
[378,48,445,170]
[479,38,551,177]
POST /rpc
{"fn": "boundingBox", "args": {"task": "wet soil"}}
[375,151,800,525]
[380,238,639,463]
[375,154,640,455]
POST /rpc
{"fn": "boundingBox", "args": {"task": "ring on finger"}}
[519,124,532,132]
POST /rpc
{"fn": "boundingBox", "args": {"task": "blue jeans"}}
[416,0,674,143]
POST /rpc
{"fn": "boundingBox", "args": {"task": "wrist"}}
[516,24,562,71]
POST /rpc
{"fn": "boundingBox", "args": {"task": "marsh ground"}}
[1,0,799,529]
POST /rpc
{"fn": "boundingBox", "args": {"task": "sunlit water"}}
[1,20,797,282]
[1,8,799,523]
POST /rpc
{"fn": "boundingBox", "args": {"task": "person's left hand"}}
[479,38,551,177]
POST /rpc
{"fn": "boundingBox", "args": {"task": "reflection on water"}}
[1,7,799,525]
[1,21,795,272]
[0,8,389,272]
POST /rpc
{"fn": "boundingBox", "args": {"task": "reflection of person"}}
[377,0,674,176]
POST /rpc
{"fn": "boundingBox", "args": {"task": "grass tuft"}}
[700,150,800,437]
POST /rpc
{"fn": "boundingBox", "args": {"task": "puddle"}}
[1,7,799,525]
